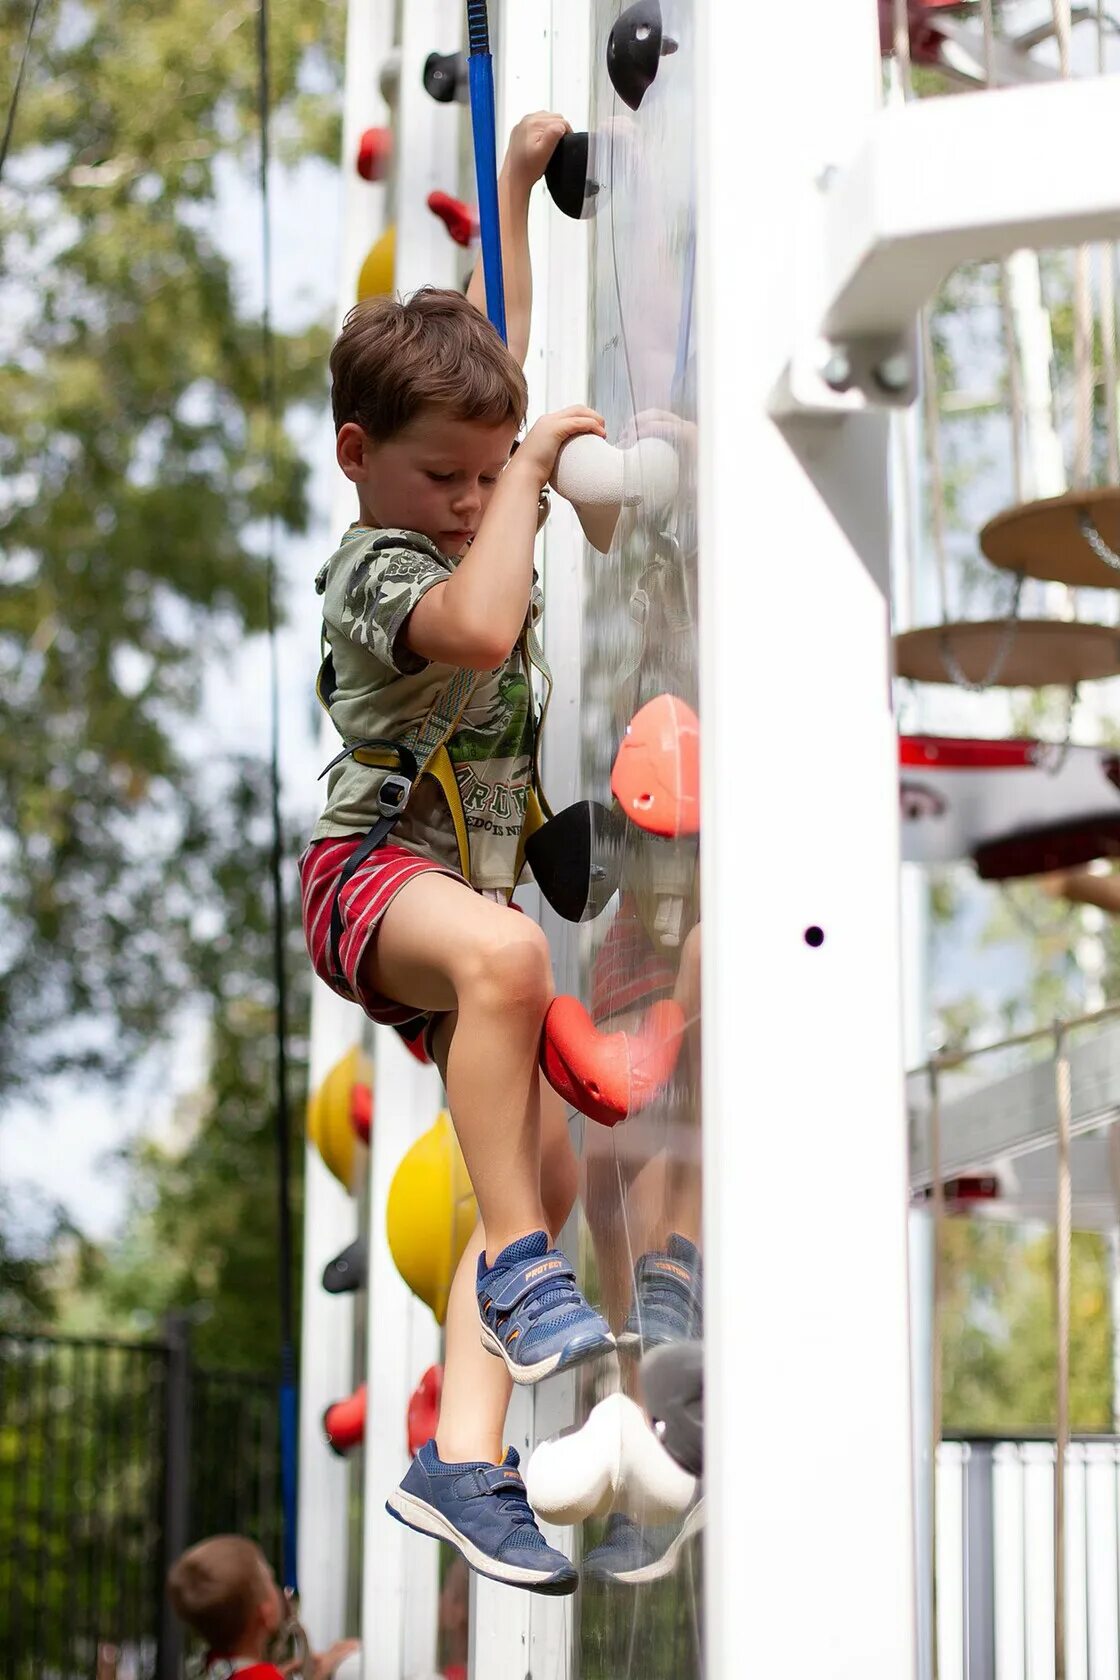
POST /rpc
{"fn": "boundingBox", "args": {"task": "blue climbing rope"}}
[465,2,507,343]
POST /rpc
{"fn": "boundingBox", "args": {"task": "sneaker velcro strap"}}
[481,1465,527,1496]
[453,1466,527,1500]
[487,1254,576,1314]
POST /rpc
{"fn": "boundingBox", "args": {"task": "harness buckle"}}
[377,772,412,819]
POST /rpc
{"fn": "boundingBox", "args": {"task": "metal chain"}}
[936,574,1024,690]
[1078,509,1120,570]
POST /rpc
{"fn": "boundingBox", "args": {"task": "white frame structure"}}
[697,2,917,1674]
[302,2,1120,1675]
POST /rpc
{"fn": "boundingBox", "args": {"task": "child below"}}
[165,1535,357,1679]
[299,111,614,1598]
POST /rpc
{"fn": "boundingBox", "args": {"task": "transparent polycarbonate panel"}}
[554,3,703,1673]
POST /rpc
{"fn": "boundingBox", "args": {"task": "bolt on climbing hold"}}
[545,131,603,221]
[607,0,679,111]
[423,49,468,104]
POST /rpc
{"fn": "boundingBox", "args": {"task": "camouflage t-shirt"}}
[310,525,539,892]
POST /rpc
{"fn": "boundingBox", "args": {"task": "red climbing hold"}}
[323,1385,366,1456]
[407,1364,443,1458]
[611,695,700,838]
[540,995,686,1127]
[350,1080,372,1145]
[427,191,478,248]
[356,126,393,182]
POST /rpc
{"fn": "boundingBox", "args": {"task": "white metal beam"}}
[298,0,396,1646]
[699,0,916,1675]
[820,76,1120,343]
[359,5,462,1676]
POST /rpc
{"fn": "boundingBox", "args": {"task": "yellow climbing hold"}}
[357,226,396,302]
[306,1045,372,1192]
[386,1109,477,1324]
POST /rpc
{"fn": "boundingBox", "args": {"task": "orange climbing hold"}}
[540,995,686,1127]
[611,695,700,838]
[323,1385,366,1456]
[427,191,478,248]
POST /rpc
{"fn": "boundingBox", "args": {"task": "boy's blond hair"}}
[330,286,528,441]
[166,1535,271,1651]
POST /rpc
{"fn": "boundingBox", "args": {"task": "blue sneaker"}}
[477,1231,615,1383]
[617,1234,703,1353]
[583,1501,706,1586]
[386,1441,578,1595]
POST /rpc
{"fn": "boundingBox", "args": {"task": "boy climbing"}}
[299,113,610,1593]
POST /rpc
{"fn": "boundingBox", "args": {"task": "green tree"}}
[0,0,342,1100]
[940,1218,1113,1434]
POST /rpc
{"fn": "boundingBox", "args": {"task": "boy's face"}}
[338,413,519,556]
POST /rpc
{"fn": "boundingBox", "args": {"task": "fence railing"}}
[938,1435,1120,1680]
[0,1324,283,1680]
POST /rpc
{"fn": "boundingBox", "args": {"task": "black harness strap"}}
[324,741,418,984]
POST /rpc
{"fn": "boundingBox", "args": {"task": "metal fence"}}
[0,1324,283,1680]
[938,1435,1120,1680]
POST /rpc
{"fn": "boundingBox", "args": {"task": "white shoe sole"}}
[587,1497,706,1586]
[479,1320,616,1385]
[385,1487,578,1595]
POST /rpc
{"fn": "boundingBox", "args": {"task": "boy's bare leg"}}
[427,1014,579,1463]
[363,872,556,1257]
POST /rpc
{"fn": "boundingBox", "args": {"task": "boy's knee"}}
[460,917,553,1015]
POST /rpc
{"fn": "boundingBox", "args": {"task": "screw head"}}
[820,348,852,393]
[873,351,912,394]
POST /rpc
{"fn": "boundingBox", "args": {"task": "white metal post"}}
[361,1031,444,1680]
[298,0,396,1647]
[698,2,917,1676]
[466,6,588,1675]
[359,7,462,1676]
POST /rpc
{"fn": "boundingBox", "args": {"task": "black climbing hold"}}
[423,50,468,104]
[322,1236,367,1295]
[525,800,623,922]
[606,0,678,111]
[544,131,603,221]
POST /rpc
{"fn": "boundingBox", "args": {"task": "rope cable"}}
[929,1059,944,1680]
[256,0,298,1597]
[1098,1,1120,482]
[0,0,45,183]
[982,0,1028,505]
[892,15,952,623]
[1054,1026,1073,1680]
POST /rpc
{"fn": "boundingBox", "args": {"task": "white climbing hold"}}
[550,435,679,554]
[524,1389,696,1525]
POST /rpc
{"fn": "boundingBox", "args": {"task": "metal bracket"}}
[777,328,919,418]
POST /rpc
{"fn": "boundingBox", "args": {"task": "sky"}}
[2,148,344,1244]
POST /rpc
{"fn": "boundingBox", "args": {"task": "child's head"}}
[166,1535,282,1656]
[331,287,528,555]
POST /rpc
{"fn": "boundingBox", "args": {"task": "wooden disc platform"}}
[894,619,1120,688]
[980,486,1120,589]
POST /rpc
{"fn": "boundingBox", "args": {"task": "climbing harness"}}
[316,536,552,983]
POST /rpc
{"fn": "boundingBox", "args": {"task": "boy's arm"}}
[466,112,569,366]
[404,406,605,669]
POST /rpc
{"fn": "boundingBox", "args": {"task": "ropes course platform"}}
[908,1007,1120,1229]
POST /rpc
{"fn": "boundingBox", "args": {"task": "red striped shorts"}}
[590,893,678,1025]
[299,836,462,1026]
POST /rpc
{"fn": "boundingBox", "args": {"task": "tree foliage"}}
[0,0,342,1096]
[941,1218,1113,1435]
